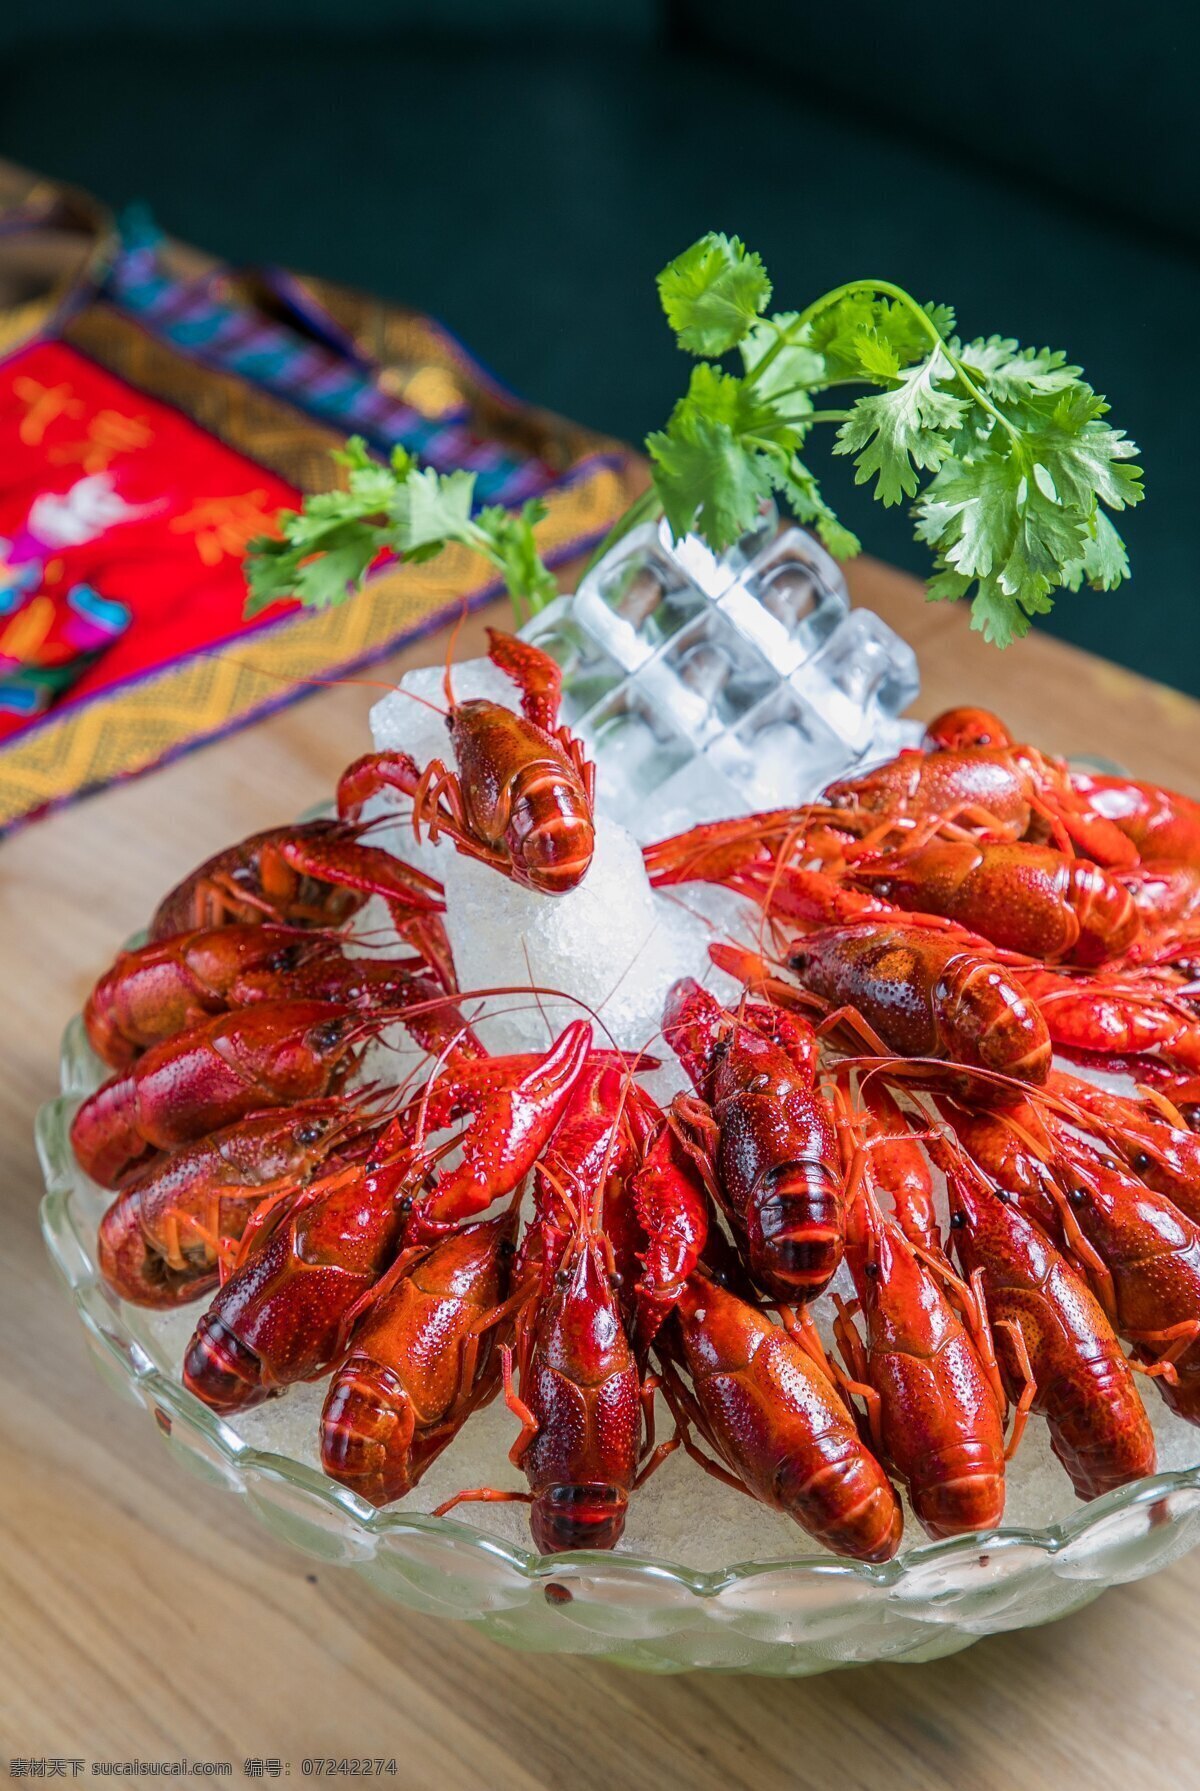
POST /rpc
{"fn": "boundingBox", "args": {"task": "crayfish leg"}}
[431,1486,534,1518]
[500,1343,540,1466]
[995,1318,1037,1460]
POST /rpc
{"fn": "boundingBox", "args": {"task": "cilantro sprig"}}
[645,234,1143,645]
[243,438,558,622]
[243,232,1142,648]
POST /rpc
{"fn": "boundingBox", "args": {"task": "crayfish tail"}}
[911,1441,1007,1539]
[97,1194,216,1309]
[775,1450,902,1564]
[530,1483,630,1554]
[320,1359,416,1507]
[182,1311,272,1412]
[750,1170,845,1301]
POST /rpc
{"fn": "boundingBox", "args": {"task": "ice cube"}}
[651,609,779,744]
[747,523,848,604]
[584,689,692,815]
[799,610,920,753]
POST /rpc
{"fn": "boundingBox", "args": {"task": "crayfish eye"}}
[311,1019,346,1051]
[1070,1187,1087,1206]
[950,1210,966,1229]
[295,1122,324,1146]
[865,1260,880,1279]
[1133,1152,1151,1173]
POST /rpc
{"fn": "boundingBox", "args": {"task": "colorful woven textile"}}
[0,166,639,836]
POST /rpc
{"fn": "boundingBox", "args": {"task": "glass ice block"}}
[720,524,851,673]
[706,683,848,809]
[580,523,710,664]
[582,680,694,819]
[521,504,921,818]
[647,608,779,744]
[797,609,921,758]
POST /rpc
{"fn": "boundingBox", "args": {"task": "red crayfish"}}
[338,629,596,896]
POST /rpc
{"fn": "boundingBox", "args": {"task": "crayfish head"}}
[924,706,1014,751]
[531,1482,628,1553]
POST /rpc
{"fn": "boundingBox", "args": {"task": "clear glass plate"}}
[37,1014,1200,1676]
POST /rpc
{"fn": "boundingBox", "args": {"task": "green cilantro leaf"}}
[967,576,1036,649]
[241,438,558,622]
[657,232,773,356]
[474,499,559,612]
[1023,390,1144,513]
[806,295,955,383]
[956,336,1082,403]
[1060,509,1131,591]
[834,354,968,505]
[388,466,476,553]
[648,410,776,548]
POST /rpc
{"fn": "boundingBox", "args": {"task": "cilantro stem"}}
[793,279,1022,446]
[742,318,794,386]
[582,483,664,578]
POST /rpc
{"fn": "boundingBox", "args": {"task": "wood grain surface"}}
[2,561,1198,1790]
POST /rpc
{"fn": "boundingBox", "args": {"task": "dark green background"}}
[2,3,1198,695]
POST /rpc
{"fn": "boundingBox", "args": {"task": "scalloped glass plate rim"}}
[36,1059,1200,1606]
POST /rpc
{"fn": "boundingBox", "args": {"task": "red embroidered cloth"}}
[0,339,300,737]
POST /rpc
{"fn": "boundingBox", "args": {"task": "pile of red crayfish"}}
[73,628,1200,1560]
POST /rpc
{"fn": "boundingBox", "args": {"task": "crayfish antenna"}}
[202,652,451,720]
